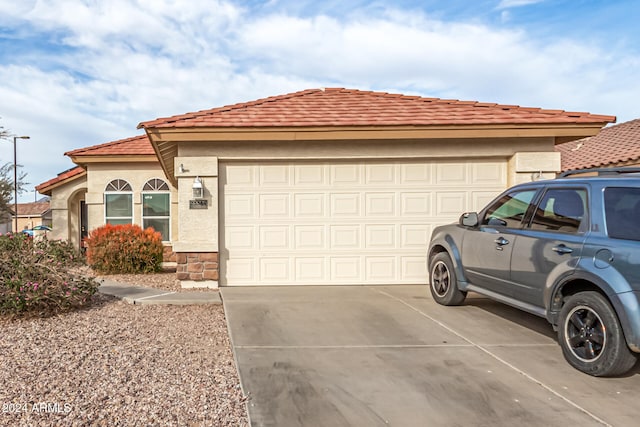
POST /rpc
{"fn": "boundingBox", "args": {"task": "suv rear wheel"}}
[558,291,637,376]
[429,252,466,306]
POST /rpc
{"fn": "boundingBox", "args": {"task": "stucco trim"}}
[68,155,158,164]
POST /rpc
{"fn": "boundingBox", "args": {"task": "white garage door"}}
[220,160,506,286]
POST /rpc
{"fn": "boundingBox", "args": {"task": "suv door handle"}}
[494,237,509,246]
[552,245,573,254]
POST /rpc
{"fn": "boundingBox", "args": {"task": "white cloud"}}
[496,0,545,9]
[0,0,638,200]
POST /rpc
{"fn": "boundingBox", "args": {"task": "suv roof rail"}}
[559,167,640,178]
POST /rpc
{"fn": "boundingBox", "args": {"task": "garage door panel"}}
[260,165,289,186]
[401,192,431,216]
[260,257,290,281]
[259,194,289,216]
[365,225,395,248]
[366,257,396,281]
[401,163,432,184]
[294,165,325,185]
[221,160,506,285]
[259,226,289,249]
[365,193,395,216]
[436,163,467,184]
[473,162,507,185]
[225,165,254,185]
[436,191,468,216]
[294,225,325,249]
[225,194,255,217]
[366,164,395,184]
[331,257,361,281]
[331,165,361,184]
[226,258,256,282]
[226,226,255,249]
[401,224,431,248]
[401,257,428,281]
[294,193,324,216]
[295,257,325,281]
[330,225,360,248]
[330,193,360,216]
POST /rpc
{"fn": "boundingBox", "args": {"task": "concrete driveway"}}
[221,285,640,427]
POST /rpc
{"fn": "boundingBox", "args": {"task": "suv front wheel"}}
[429,252,466,306]
[558,291,637,376]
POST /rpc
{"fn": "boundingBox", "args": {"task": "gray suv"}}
[428,168,640,376]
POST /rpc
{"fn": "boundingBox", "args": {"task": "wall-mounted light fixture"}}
[192,176,204,199]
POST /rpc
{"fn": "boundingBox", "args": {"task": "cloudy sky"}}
[1,0,639,201]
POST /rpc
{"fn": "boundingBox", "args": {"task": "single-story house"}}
[37,88,615,287]
[556,118,640,171]
[5,201,52,233]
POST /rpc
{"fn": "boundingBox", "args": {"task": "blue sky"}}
[0,0,639,201]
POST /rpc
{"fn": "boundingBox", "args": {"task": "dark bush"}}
[85,224,163,274]
[0,232,98,318]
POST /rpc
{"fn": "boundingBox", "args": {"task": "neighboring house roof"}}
[11,201,50,217]
[556,118,640,171]
[36,166,86,195]
[65,134,155,164]
[138,88,615,128]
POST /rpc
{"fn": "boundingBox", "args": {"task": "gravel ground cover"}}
[100,271,215,293]
[100,272,183,292]
[0,290,249,426]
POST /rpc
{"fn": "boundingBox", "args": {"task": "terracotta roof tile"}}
[556,118,640,171]
[36,166,86,194]
[11,201,50,217]
[65,134,153,157]
[138,88,615,129]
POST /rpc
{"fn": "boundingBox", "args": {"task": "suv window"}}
[529,188,586,233]
[604,187,640,241]
[482,190,536,228]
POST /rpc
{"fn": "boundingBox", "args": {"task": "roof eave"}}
[142,122,611,186]
[36,170,87,195]
[68,155,159,164]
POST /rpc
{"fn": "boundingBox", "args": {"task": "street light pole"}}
[12,135,29,233]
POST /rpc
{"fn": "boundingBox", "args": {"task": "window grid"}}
[104,179,133,225]
[142,179,171,241]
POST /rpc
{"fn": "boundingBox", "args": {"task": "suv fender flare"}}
[548,268,639,350]
[428,234,468,285]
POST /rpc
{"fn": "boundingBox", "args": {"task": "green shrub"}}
[0,232,98,318]
[85,224,163,274]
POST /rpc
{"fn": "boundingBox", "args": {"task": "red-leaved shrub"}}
[85,224,163,274]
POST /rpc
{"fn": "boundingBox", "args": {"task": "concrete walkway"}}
[98,278,221,305]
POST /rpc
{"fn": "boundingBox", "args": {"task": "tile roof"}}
[65,134,153,157]
[556,118,640,171]
[11,201,50,217]
[138,88,615,129]
[36,166,86,194]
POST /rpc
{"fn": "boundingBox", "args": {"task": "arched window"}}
[104,179,133,225]
[142,178,170,241]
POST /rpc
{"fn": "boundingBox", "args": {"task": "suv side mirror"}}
[460,212,479,227]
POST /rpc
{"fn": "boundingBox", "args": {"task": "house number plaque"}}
[189,199,208,209]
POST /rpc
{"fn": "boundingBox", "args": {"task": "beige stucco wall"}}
[172,156,218,253]
[178,137,555,159]
[49,175,87,246]
[508,152,562,185]
[84,163,178,240]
